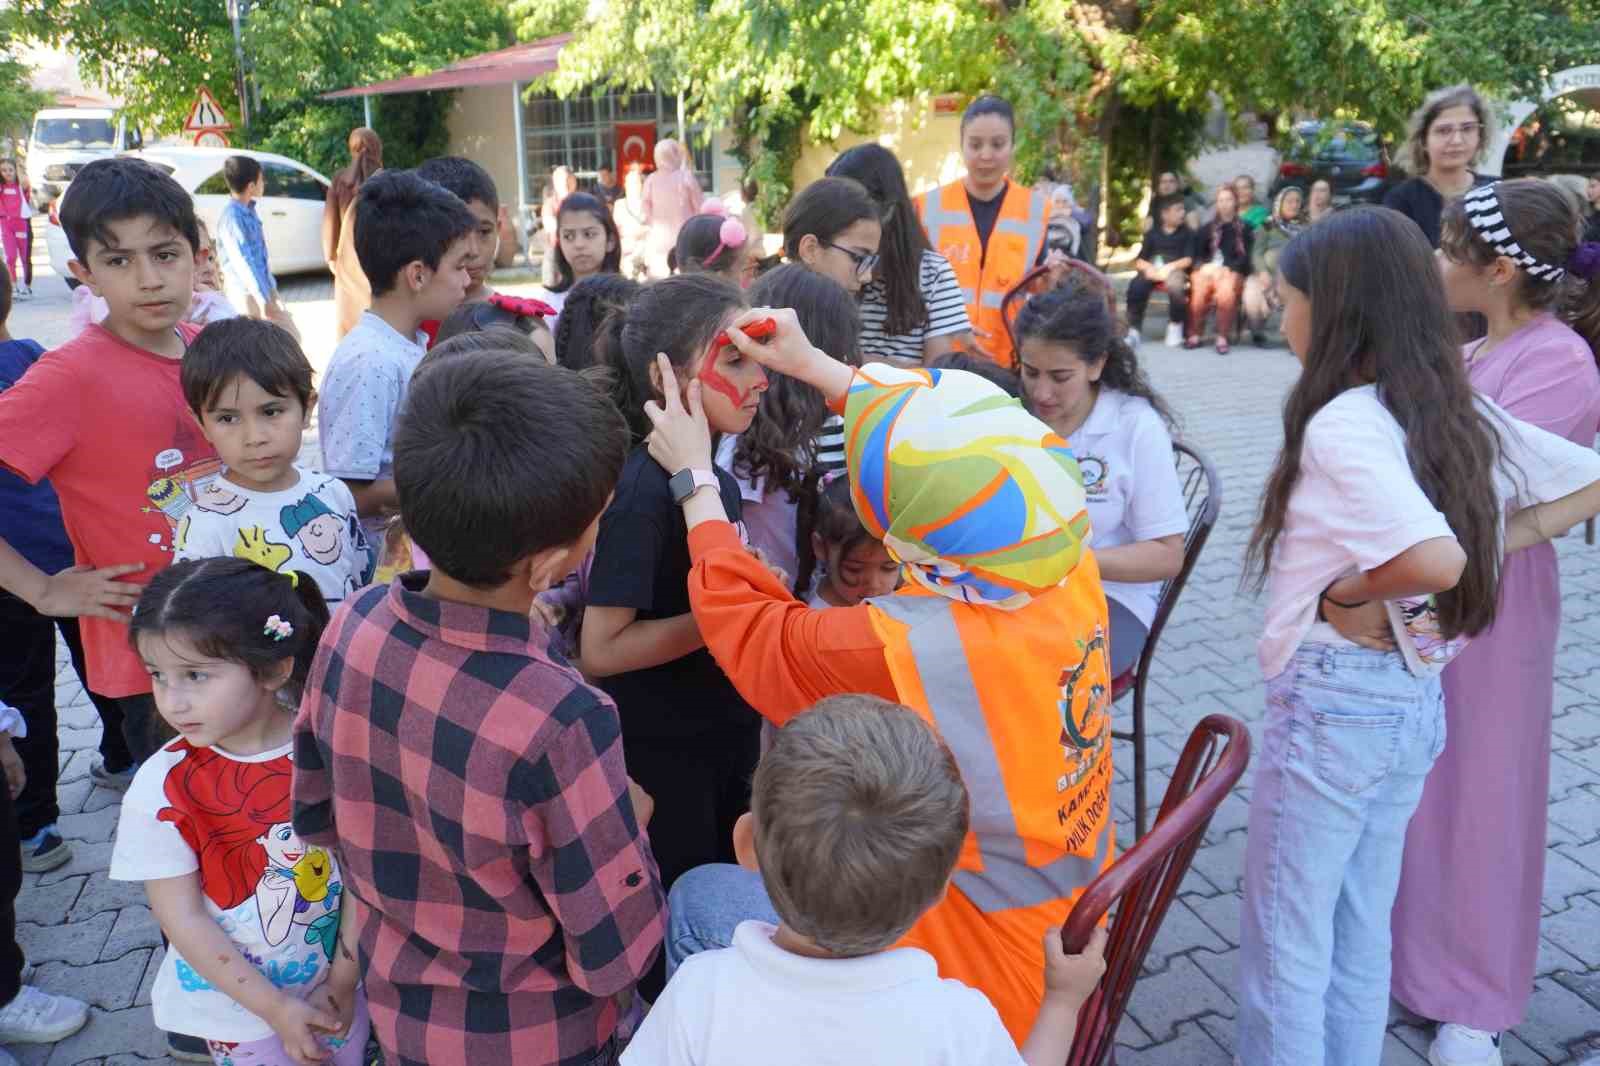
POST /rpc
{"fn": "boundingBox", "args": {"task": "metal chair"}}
[1062,714,1252,1066]
[1110,442,1222,839]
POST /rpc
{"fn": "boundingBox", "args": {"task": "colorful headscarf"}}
[843,363,1091,610]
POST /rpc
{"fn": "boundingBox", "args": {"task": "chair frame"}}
[1062,714,1252,1066]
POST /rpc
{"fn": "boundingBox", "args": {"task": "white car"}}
[45,146,331,290]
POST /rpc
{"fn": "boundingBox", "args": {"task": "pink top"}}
[1465,313,1600,441]
[641,168,703,252]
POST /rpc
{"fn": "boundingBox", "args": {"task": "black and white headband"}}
[1461,183,1577,283]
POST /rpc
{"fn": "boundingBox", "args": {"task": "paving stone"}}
[17,874,82,926]
[1186,827,1248,896]
[56,727,101,754]
[56,805,120,846]
[1122,954,1235,1044]
[1542,893,1600,969]
[1518,976,1600,1063]
[1501,1029,1558,1065]
[102,904,162,961]
[35,949,151,1011]
[80,785,123,815]
[136,945,162,1008]
[1111,1018,1231,1065]
[17,909,113,966]
[67,873,147,924]
[36,1004,168,1063]
[1184,889,1242,948]
[55,776,94,818]
[1548,787,1600,843]
[1381,1031,1429,1064]
[1143,897,1231,974]
[29,840,114,886]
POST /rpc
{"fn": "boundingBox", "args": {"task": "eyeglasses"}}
[825,242,880,276]
[1430,122,1482,143]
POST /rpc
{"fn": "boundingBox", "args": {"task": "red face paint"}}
[699,317,776,407]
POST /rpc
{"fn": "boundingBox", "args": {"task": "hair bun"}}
[1569,241,1600,281]
[701,196,729,218]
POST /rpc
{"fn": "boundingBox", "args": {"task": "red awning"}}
[322,34,570,99]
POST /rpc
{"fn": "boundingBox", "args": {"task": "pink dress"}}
[1391,314,1600,1030]
[641,168,702,277]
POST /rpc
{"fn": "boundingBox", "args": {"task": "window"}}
[194,170,230,196]
[263,161,325,201]
[519,87,713,201]
[32,117,116,149]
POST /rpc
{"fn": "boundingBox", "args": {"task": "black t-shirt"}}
[588,446,757,742]
[1137,225,1194,268]
[968,184,1006,260]
[1382,174,1492,248]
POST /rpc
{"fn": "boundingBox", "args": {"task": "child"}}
[624,695,1108,1065]
[0,157,221,771]
[415,156,502,304]
[1388,179,1600,1066]
[434,294,557,363]
[793,472,900,607]
[582,275,768,984]
[0,159,33,298]
[782,176,881,297]
[189,219,241,325]
[176,317,373,603]
[1125,194,1195,349]
[1185,184,1252,353]
[671,205,753,287]
[1235,205,1600,1066]
[553,274,639,371]
[110,556,369,1066]
[215,155,299,341]
[293,352,663,1065]
[545,192,622,317]
[317,169,475,563]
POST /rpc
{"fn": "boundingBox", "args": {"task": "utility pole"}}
[226,0,251,129]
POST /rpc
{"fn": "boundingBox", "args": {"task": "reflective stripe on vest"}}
[919,189,971,260]
[870,593,1111,912]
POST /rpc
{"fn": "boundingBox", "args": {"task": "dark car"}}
[1269,121,1397,205]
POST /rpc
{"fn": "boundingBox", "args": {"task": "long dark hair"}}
[555,273,641,371]
[551,192,623,294]
[781,177,877,260]
[1013,264,1176,429]
[130,557,331,700]
[1244,206,1505,639]
[1440,178,1600,361]
[731,265,862,501]
[595,273,746,442]
[794,471,872,598]
[827,145,928,335]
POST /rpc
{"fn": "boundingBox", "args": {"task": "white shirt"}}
[621,921,1024,1066]
[1074,389,1188,629]
[110,741,346,1042]
[174,466,374,605]
[1259,385,1600,679]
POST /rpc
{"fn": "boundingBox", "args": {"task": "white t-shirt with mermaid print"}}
[174,465,374,605]
[110,739,346,1042]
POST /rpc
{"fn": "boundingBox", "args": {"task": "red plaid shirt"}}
[293,575,665,1066]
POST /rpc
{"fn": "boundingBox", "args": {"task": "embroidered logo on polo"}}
[1077,454,1108,499]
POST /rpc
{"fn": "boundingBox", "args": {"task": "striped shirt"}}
[815,414,846,472]
[859,249,972,365]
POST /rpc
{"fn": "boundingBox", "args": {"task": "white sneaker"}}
[1429,1024,1502,1066]
[0,985,89,1044]
[1124,327,1142,350]
[1164,322,1184,347]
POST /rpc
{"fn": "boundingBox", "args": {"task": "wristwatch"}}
[669,468,719,505]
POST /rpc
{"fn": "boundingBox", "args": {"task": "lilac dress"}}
[1391,314,1600,1029]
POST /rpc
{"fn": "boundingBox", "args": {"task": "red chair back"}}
[1000,260,1121,356]
[1061,714,1252,1066]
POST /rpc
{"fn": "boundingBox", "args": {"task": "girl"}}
[110,558,369,1066]
[1384,84,1494,248]
[794,470,900,607]
[717,263,862,583]
[1185,184,1252,353]
[671,204,753,287]
[1384,179,1600,1066]
[0,160,32,298]
[553,273,640,371]
[1236,206,1600,1066]
[1243,186,1304,345]
[434,293,557,363]
[190,219,241,325]
[781,176,881,297]
[581,273,768,993]
[1307,178,1335,224]
[545,192,622,317]
[1014,266,1186,676]
[826,143,974,365]
[642,139,704,278]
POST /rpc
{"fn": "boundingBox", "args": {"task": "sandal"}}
[1215,338,1231,355]
[1183,336,1200,350]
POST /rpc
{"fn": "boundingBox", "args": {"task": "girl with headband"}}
[671,199,755,287]
[643,310,1113,1045]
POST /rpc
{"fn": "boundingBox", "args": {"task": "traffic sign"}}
[194,130,230,148]
[184,87,233,133]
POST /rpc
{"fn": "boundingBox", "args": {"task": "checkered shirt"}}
[293,575,665,1066]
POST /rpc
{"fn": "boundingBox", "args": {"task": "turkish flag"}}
[615,123,657,173]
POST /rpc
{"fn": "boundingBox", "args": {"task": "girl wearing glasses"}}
[1384,84,1495,248]
[781,176,882,296]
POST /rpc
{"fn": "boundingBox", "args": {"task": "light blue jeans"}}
[1237,644,1446,1066]
[664,863,780,978]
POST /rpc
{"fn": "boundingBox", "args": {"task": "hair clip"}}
[489,293,558,319]
[1568,241,1600,282]
[703,217,749,267]
[263,615,293,642]
[713,316,776,350]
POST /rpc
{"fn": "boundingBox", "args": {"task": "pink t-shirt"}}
[0,323,216,697]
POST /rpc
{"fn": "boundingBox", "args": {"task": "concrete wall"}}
[793,99,966,197]
[447,83,523,211]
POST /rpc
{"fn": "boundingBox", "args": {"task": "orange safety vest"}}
[865,557,1114,1045]
[915,179,1050,368]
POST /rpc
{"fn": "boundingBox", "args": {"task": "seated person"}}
[640,313,1113,1044]
[1016,270,1187,677]
[1126,195,1195,349]
[1233,174,1269,229]
[1186,186,1253,354]
[1243,187,1305,345]
[624,695,1107,1065]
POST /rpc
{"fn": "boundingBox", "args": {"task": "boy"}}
[317,169,474,555]
[293,351,664,1066]
[0,157,220,770]
[415,155,501,305]
[1126,194,1196,349]
[176,317,373,604]
[625,695,1107,1065]
[214,155,299,340]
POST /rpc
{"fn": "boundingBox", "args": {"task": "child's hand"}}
[305,982,357,1042]
[34,563,145,622]
[725,308,854,402]
[643,353,715,475]
[1043,925,1107,1007]
[267,995,340,1064]
[0,736,25,799]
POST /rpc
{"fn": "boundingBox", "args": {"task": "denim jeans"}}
[664,863,779,979]
[1237,644,1446,1066]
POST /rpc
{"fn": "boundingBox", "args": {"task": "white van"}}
[28,107,145,209]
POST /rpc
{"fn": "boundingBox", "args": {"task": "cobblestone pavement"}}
[12,265,1600,1064]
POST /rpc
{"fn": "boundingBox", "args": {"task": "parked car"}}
[28,107,145,209]
[45,146,331,290]
[1269,120,1397,205]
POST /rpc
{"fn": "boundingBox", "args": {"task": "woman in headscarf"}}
[640,310,1113,1047]
[641,138,703,278]
[1242,185,1305,345]
[322,127,383,339]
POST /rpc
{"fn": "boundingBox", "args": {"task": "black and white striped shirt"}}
[859,249,972,364]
